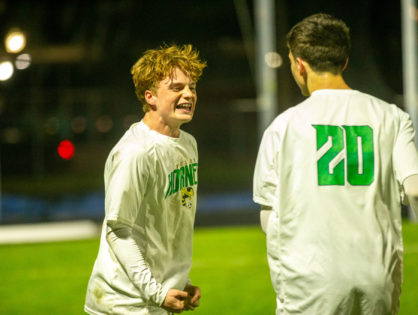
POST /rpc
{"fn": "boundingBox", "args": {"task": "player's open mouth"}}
[176,103,193,111]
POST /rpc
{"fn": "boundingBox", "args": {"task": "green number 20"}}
[312,125,374,186]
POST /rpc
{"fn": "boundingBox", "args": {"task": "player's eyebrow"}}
[169,82,196,89]
[168,82,184,90]
[169,82,184,87]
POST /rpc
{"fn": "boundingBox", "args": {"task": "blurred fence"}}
[1,191,259,226]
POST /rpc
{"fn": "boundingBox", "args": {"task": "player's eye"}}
[170,84,183,91]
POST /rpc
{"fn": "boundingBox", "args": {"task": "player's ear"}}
[295,57,306,75]
[342,58,349,71]
[145,90,156,106]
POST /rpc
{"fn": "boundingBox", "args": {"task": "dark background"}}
[0,0,405,223]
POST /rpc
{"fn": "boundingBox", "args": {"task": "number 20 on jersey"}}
[313,125,374,186]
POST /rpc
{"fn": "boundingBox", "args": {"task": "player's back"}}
[259,89,409,314]
[274,89,404,222]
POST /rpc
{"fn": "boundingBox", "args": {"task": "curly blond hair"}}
[131,44,207,112]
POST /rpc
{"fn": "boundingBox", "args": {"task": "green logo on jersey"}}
[165,162,198,199]
[313,125,374,186]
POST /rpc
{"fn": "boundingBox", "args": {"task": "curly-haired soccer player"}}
[85,44,206,315]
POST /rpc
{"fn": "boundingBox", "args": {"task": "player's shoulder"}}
[266,106,298,133]
[354,90,392,105]
[259,107,296,146]
[354,90,409,119]
[180,129,197,147]
[109,122,154,163]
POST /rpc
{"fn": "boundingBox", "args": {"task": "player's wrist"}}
[154,284,170,307]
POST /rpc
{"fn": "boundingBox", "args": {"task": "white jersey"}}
[85,121,198,315]
[253,89,418,314]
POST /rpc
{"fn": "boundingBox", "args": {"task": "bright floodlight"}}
[15,53,31,70]
[264,51,283,68]
[5,31,26,53]
[0,61,14,81]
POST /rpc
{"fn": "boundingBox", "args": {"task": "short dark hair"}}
[286,13,351,74]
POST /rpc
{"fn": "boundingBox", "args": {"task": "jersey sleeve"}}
[104,147,150,226]
[393,110,418,184]
[106,221,168,306]
[253,128,279,207]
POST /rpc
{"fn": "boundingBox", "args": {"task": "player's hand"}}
[162,289,188,313]
[184,284,201,311]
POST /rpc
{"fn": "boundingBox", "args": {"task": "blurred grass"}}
[189,226,275,314]
[400,222,418,313]
[0,224,417,314]
[0,238,99,314]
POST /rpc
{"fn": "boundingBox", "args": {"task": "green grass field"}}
[0,223,417,314]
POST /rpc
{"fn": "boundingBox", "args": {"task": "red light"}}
[57,140,74,160]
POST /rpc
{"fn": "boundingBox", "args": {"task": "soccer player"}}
[85,44,206,315]
[253,13,418,314]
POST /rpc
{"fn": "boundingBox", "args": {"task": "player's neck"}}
[142,113,181,138]
[307,72,350,95]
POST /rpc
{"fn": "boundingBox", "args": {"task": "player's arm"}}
[106,221,187,312]
[404,174,418,217]
[260,205,273,234]
[254,129,279,235]
[393,111,418,217]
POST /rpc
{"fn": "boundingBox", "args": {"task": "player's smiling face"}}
[146,67,197,134]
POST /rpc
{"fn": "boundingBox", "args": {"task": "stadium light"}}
[5,30,26,54]
[264,51,282,68]
[15,53,31,70]
[0,60,14,81]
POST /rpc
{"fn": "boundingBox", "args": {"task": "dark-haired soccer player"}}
[253,13,418,314]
